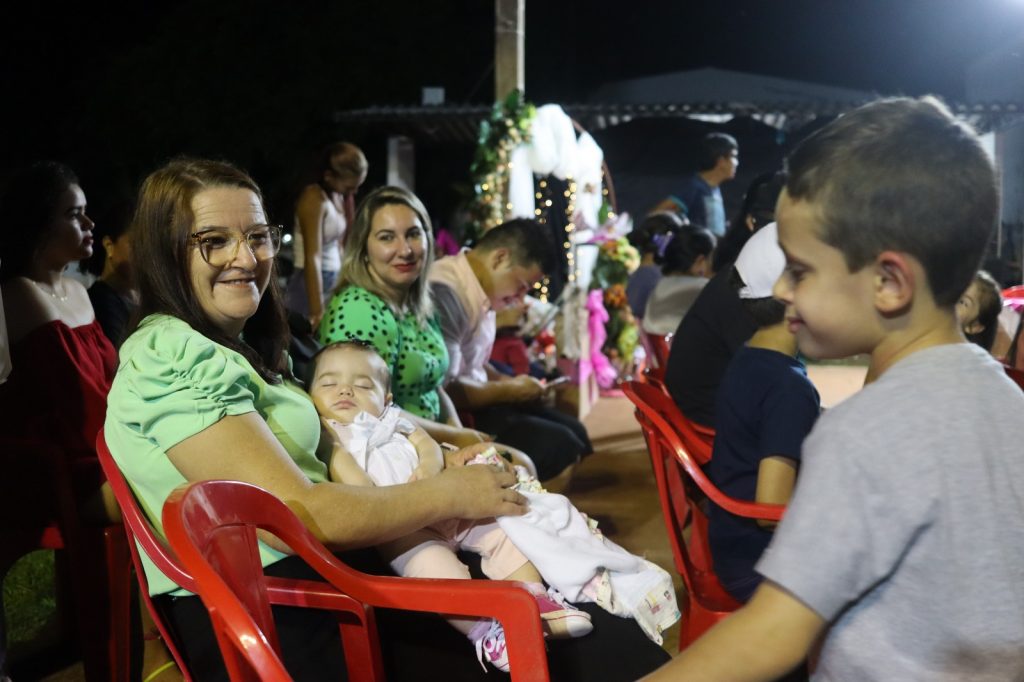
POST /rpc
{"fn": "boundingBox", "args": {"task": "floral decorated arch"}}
[467,91,641,411]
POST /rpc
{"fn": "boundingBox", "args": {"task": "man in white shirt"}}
[430,219,591,490]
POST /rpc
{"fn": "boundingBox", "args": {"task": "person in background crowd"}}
[430,219,593,491]
[653,133,739,237]
[642,226,716,336]
[662,171,785,428]
[712,171,787,273]
[956,269,1002,354]
[626,211,685,323]
[285,141,367,328]
[0,161,115,517]
[85,202,138,348]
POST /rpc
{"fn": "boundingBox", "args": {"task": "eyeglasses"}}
[189,225,282,267]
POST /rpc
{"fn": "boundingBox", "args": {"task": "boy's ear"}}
[386,391,394,404]
[873,251,916,315]
[488,247,511,271]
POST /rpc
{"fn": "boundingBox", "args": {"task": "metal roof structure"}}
[334,100,1024,145]
[334,68,1024,144]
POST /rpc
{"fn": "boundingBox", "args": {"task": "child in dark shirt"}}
[707,223,820,602]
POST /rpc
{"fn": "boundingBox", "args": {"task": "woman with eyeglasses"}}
[105,159,667,681]
[284,141,367,329]
[103,159,526,680]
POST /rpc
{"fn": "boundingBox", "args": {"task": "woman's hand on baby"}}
[440,464,527,518]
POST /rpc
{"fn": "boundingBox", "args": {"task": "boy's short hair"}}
[475,218,560,275]
[966,270,1003,351]
[785,96,998,306]
[307,340,392,389]
[698,133,739,171]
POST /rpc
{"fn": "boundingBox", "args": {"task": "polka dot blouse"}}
[318,285,449,420]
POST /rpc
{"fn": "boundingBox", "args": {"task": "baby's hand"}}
[443,441,498,468]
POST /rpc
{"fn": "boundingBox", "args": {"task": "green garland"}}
[467,90,536,242]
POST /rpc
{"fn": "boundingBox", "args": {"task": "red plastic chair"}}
[0,438,131,682]
[1004,363,1024,391]
[640,332,672,383]
[95,431,381,682]
[1001,285,1024,304]
[636,351,716,461]
[622,381,784,649]
[626,381,714,466]
[163,479,550,681]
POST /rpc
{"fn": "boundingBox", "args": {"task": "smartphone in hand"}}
[542,376,571,391]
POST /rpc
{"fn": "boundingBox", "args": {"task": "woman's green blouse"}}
[104,314,328,596]
[318,285,449,420]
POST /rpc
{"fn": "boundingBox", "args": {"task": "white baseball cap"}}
[734,222,785,300]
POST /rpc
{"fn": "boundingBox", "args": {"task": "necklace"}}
[32,278,69,302]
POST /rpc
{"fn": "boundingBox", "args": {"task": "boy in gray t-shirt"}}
[642,97,1024,681]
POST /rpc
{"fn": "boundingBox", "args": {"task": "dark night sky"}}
[526,0,1024,101]
[2,0,1022,216]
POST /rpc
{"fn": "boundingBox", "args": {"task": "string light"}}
[562,175,579,283]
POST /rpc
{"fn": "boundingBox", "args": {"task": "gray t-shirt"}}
[757,343,1024,681]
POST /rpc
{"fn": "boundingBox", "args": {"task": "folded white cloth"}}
[327,406,418,486]
[497,490,680,644]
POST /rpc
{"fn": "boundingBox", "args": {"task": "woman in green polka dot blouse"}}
[318,187,490,448]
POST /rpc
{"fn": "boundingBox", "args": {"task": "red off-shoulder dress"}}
[0,319,116,498]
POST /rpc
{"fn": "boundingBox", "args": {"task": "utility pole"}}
[495,0,525,101]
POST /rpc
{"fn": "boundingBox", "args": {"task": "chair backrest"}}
[164,479,551,681]
[623,381,786,645]
[623,380,714,466]
[96,430,386,681]
[4,437,133,682]
[643,333,675,382]
[95,430,197,681]
[1001,285,1024,304]
[167,481,291,682]
[95,430,196,591]
[623,382,783,523]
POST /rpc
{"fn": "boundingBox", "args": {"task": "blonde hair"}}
[335,186,434,326]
